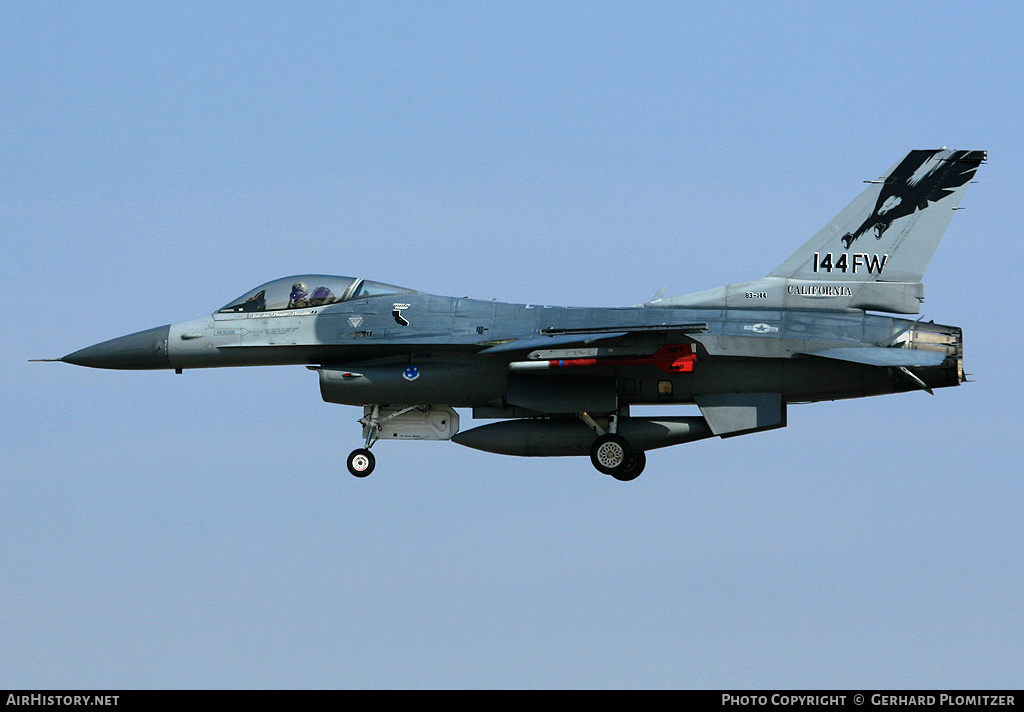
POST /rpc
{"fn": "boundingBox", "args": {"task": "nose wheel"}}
[346,448,375,477]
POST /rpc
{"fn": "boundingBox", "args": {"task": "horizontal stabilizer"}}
[802,347,947,368]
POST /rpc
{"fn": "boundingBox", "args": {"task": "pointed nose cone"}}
[62,325,171,370]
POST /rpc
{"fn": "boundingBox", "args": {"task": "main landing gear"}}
[580,412,646,481]
[589,433,646,481]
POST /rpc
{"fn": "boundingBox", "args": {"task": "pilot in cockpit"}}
[288,282,309,309]
[309,286,335,306]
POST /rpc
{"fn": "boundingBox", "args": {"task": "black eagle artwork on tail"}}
[841,149,983,249]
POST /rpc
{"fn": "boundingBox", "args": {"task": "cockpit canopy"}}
[218,275,415,314]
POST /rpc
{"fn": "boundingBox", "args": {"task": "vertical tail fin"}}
[660,149,986,314]
[770,149,986,285]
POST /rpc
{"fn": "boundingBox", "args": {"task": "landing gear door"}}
[363,406,460,441]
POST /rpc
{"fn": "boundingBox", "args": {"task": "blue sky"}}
[3,1,1022,688]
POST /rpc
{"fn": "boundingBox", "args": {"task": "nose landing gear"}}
[346,404,386,478]
[344,404,461,478]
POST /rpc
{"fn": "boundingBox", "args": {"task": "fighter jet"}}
[46,149,984,480]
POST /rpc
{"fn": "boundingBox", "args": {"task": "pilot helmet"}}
[290,282,308,301]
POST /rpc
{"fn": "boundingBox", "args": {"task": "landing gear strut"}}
[346,404,385,478]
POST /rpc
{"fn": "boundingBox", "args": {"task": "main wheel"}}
[611,451,646,481]
[346,448,375,477]
[590,433,633,476]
